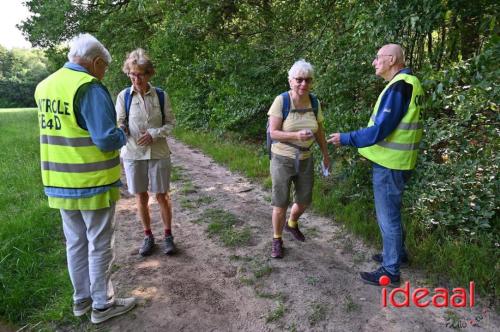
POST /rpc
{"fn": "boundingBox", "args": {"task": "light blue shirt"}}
[44,63,127,198]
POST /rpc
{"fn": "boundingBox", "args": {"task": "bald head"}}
[373,44,406,81]
[382,44,405,67]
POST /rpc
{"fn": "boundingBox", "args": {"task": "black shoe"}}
[271,238,284,259]
[284,223,305,242]
[360,266,400,287]
[139,235,155,256]
[372,253,409,268]
[163,235,176,255]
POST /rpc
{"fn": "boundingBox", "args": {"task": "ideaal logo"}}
[379,276,493,329]
[379,276,475,308]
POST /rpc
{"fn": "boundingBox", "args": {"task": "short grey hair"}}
[122,48,155,76]
[67,33,112,64]
[288,59,314,80]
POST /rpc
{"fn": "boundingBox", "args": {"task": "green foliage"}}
[412,38,499,240]
[0,47,50,107]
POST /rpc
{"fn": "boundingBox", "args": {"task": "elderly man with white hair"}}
[35,33,136,324]
[328,44,424,286]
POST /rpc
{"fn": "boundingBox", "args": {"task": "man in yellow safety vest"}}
[35,33,136,324]
[328,44,423,286]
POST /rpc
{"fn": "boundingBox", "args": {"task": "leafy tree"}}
[0,46,50,107]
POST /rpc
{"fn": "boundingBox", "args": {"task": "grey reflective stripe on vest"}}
[42,156,120,172]
[370,116,423,130]
[397,121,423,130]
[40,135,94,147]
[377,141,420,151]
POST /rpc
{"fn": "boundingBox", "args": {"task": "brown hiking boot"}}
[284,223,305,242]
[271,238,284,258]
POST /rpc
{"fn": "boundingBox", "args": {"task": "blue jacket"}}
[340,68,414,148]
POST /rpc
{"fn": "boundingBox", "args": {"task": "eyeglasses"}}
[374,54,393,60]
[95,57,109,72]
[128,72,146,80]
[295,77,313,84]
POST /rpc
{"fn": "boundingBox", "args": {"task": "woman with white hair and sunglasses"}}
[267,59,330,258]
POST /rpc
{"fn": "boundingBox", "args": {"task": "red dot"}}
[379,275,390,286]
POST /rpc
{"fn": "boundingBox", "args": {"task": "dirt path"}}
[90,138,498,332]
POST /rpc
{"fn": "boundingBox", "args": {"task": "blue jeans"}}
[372,164,412,276]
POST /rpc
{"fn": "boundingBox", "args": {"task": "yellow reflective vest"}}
[358,73,423,170]
[35,67,121,189]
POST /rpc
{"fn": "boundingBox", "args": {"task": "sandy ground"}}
[66,138,497,332]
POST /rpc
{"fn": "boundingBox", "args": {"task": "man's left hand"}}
[327,133,341,146]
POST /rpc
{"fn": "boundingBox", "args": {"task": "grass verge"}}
[0,109,75,328]
[173,127,499,301]
[196,208,252,247]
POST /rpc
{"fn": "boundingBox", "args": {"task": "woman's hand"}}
[137,131,153,146]
[297,129,314,141]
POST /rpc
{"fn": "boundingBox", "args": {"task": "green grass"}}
[170,165,184,181]
[308,302,327,326]
[255,291,284,301]
[174,127,499,300]
[0,109,74,328]
[197,208,252,246]
[343,295,360,313]
[265,301,285,323]
[179,180,197,194]
[305,276,320,286]
[180,195,216,209]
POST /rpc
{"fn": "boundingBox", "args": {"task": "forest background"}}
[1,0,498,321]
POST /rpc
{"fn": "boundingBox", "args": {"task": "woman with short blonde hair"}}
[116,48,177,257]
[122,48,155,76]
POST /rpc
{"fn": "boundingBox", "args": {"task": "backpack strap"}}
[155,87,165,125]
[124,87,166,126]
[280,91,291,120]
[124,87,133,127]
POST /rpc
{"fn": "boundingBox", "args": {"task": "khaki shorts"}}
[123,158,171,194]
[270,154,314,208]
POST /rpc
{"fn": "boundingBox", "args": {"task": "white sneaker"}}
[91,297,137,324]
[73,298,92,317]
